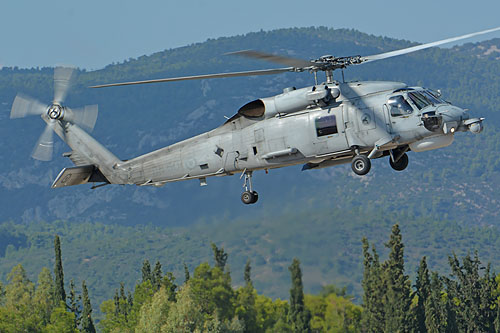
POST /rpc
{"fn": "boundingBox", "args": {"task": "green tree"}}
[211,242,228,271]
[235,260,257,332]
[288,258,311,332]
[254,294,290,332]
[44,301,78,333]
[163,284,204,332]
[424,272,448,333]
[54,235,66,304]
[152,261,162,291]
[0,281,4,305]
[81,280,96,333]
[141,260,152,283]
[383,224,412,332]
[361,237,385,332]
[244,259,252,287]
[135,286,171,333]
[68,279,81,329]
[183,262,190,283]
[414,256,430,333]
[189,262,235,321]
[161,272,177,302]
[34,267,56,327]
[305,290,362,332]
[0,264,37,332]
[447,252,496,332]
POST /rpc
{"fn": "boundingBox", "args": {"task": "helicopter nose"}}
[436,105,464,134]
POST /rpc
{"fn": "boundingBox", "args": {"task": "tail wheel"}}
[390,153,409,171]
[351,155,371,176]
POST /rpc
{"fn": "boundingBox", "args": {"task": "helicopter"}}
[10,27,500,204]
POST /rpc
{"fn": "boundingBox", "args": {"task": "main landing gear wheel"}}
[241,170,258,205]
[389,152,409,171]
[241,191,258,204]
[351,155,371,176]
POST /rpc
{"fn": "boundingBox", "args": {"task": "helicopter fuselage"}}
[111,80,481,189]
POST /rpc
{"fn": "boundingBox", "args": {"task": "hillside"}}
[453,37,500,60]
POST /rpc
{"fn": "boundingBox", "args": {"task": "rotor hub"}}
[47,104,64,120]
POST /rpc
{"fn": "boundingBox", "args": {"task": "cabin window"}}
[387,95,413,116]
[315,115,338,137]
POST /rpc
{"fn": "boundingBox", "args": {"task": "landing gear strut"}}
[241,170,258,205]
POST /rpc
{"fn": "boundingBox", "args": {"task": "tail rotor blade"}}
[53,66,75,104]
[10,94,47,119]
[31,121,55,161]
[68,104,98,132]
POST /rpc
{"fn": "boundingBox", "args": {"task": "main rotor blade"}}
[89,67,294,88]
[10,94,47,119]
[54,66,75,104]
[32,121,55,161]
[68,105,98,132]
[226,50,313,68]
[363,26,500,63]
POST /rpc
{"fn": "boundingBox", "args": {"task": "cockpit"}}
[388,89,447,117]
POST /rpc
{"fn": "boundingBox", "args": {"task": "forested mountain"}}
[453,37,500,60]
[2,26,500,325]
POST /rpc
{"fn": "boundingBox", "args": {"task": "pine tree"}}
[161,272,177,302]
[141,259,152,283]
[424,272,448,332]
[54,235,66,304]
[383,224,412,332]
[80,280,96,333]
[33,267,56,327]
[447,252,496,331]
[211,242,228,271]
[68,279,81,328]
[361,237,385,332]
[236,259,257,332]
[414,256,430,333]
[288,258,311,332]
[152,261,162,291]
[184,262,190,283]
[244,259,252,287]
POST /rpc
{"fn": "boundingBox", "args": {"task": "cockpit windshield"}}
[407,90,447,110]
[387,95,413,116]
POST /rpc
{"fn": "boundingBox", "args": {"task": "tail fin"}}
[52,120,125,185]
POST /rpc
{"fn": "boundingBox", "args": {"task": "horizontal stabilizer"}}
[51,165,108,188]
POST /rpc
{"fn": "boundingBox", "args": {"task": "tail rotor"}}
[10,66,98,161]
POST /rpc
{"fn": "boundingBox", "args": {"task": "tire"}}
[241,191,254,205]
[251,191,259,204]
[351,155,371,176]
[389,153,409,171]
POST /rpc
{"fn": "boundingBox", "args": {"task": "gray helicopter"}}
[10,27,499,204]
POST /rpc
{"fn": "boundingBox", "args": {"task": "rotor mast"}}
[325,70,334,84]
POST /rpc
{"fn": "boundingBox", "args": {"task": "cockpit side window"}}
[315,115,338,137]
[387,95,413,117]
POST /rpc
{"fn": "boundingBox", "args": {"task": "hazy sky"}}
[1,0,499,70]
